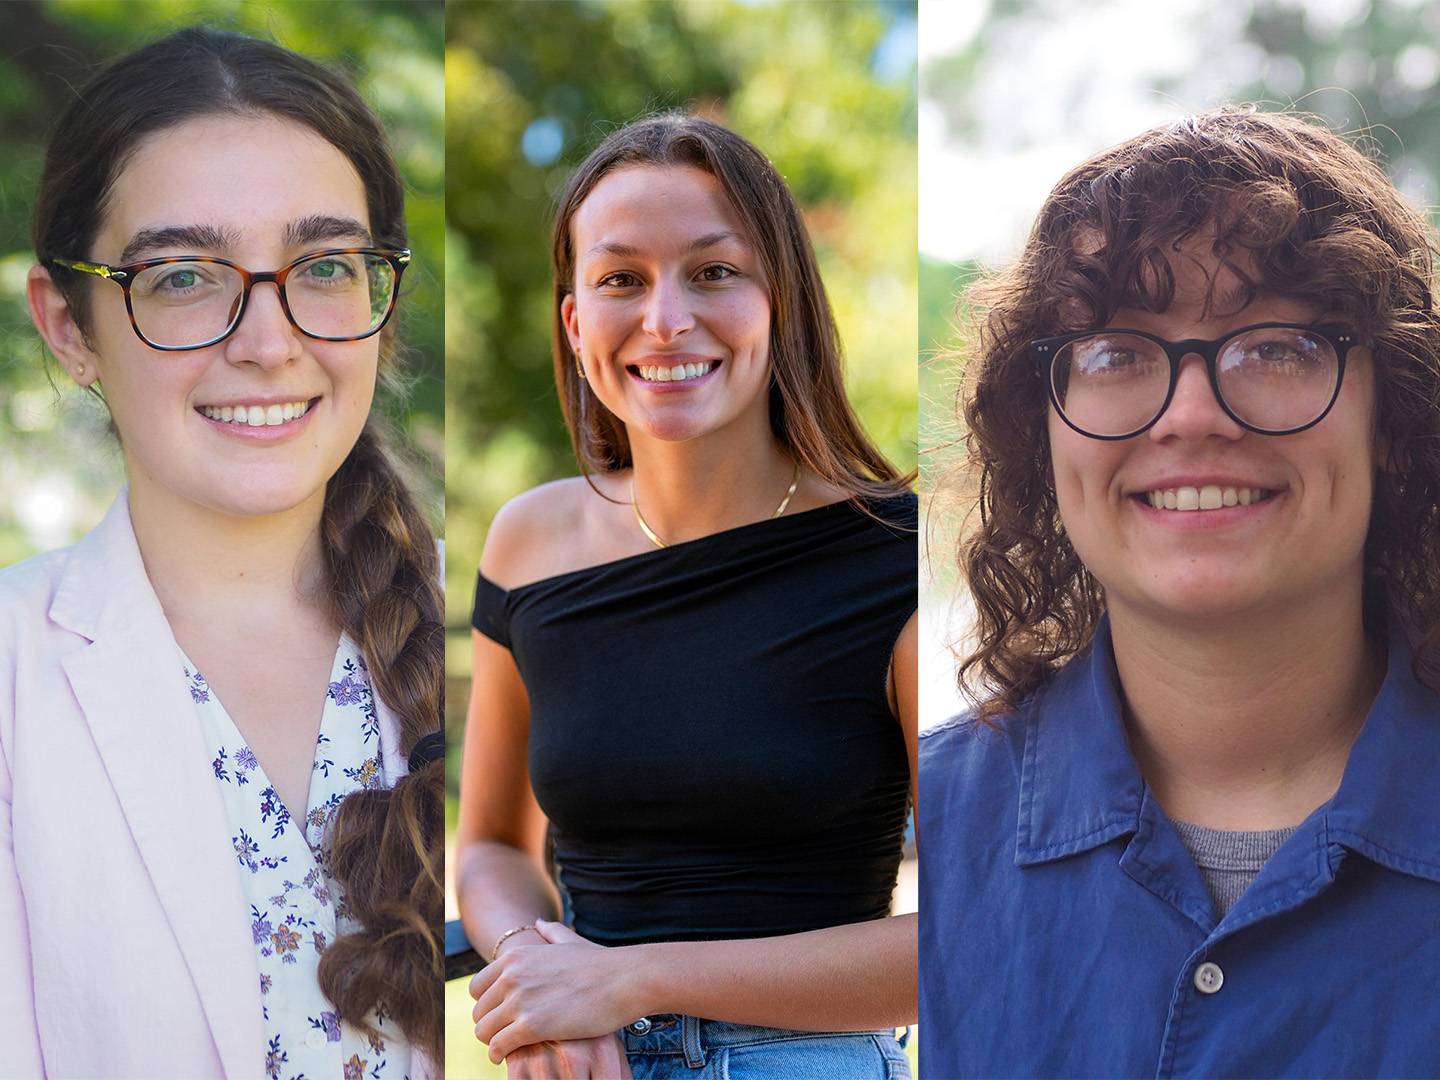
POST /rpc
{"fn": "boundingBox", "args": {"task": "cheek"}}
[1047,413,1128,539]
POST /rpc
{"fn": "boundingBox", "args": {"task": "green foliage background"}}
[0,0,444,566]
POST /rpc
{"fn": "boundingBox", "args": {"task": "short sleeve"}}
[472,571,512,649]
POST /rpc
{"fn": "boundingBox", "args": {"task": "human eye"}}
[134,261,228,302]
[1228,329,1328,375]
[1071,335,1157,377]
[596,270,642,289]
[694,263,739,283]
[298,253,363,285]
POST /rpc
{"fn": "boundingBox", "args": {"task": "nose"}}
[223,281,303,368]
[1147,353,1245,441]
[641,275,694,343]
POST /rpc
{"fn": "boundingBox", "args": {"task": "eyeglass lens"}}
[1050,327,1340,437]
[127,253,398,348]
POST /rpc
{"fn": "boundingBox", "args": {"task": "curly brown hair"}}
[957,105,1440,722]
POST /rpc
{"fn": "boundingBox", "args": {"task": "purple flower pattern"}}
[183,637,405,1077]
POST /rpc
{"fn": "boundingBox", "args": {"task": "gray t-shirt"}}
[1172,819,1299,917]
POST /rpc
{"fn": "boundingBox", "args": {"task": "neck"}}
[127,473,329,635]
[1109,586,1384,829]
[627,412,795,545]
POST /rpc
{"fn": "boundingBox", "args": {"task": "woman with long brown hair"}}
[0,27,441,1078]
[458,113,918,1078]
[922,106,1440,1076]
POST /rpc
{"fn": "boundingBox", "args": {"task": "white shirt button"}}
[306,1029,327,1050]
[1193,961,1224,994]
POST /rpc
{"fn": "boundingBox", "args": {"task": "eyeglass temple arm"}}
[51,258,129,282]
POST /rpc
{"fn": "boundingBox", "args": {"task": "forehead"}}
[98,113,369,255]
[1095,227,1317,328]
[571,164,749,255]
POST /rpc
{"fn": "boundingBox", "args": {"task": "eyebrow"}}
[120,224,238,264]
[583,230,746,261]
[284,214,374,249]
[118,215,373,265]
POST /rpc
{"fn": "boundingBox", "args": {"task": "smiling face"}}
[74,112,379,519]
[1048,243,1381,625]
[561,164,772,447]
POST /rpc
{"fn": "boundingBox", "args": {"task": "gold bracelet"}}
[490,923,536,962]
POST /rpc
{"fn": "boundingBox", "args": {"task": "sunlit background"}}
[443,1,917,1074]
[919,0,1440,727]
[0,0,443,567]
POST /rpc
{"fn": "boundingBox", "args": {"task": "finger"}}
[599,1034,634,1079]
[472,975,509,1027]
[489,1018,535,1064]
[534,918,586,944]
[474,999,512,1047]
[470,960,500,1001]
[505,1043,560,1079]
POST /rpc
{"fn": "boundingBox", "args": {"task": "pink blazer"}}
[0,495,433,1079]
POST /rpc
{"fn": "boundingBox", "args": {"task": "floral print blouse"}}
[183,636,412,1080]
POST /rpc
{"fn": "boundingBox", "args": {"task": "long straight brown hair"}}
[550,112,911,500]
[33,27,443,1058]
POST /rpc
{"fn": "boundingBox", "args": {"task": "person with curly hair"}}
[921,106,1440,1076]
[0,28,442,1078]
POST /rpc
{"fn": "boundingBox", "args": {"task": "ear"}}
[27,265,99,386]
[560,291,581,355]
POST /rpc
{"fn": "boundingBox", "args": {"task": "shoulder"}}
[0,548,72,631]
[919,703,1031,824]
[480,476,618,590]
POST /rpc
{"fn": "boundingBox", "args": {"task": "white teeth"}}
[638,361,715,383]
[201,400,310,427]
[1143,486,1270,512]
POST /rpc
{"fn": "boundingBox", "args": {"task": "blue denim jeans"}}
[621,1014,911,1079]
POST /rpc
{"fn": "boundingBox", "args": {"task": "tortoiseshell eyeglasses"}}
[50,247,411,351]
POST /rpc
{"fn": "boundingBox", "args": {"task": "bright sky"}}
[915,0,1422,264]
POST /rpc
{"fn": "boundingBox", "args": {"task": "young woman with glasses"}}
[456,114,917,1079]
[0,28,441,1078]
[921,106,1440,1076]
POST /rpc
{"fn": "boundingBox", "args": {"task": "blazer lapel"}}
[51,495,264,1078]
[373,689,409,783]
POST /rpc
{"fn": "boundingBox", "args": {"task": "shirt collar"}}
[1015,617,1440,882]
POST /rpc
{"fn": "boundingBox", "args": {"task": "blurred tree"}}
[0,0,443,565]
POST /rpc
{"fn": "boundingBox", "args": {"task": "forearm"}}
[455,838,561,962]
[624,913,916,1031]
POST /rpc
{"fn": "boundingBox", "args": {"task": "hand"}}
[502,1035,633,1079]
[472,919,648,1062]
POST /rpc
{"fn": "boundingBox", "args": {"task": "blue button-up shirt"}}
[920,621,1440,1078]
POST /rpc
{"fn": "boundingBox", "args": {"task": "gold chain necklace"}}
[631,460,801,549]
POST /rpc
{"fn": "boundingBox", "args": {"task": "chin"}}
[631,411,714,443]
[1120,571,1275,624]
[190,475,330,520]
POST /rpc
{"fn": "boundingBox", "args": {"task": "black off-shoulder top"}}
[472,493,916,946]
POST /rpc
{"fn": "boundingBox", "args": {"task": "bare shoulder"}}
[480,476,625,590]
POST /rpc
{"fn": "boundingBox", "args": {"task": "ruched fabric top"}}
[472,494,916,946]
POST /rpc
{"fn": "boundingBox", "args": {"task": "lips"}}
[1141,485,1277,511]
[197,399,313,427]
